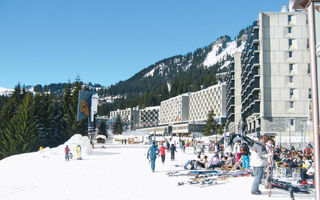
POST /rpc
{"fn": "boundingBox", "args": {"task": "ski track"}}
[0,144,315,200]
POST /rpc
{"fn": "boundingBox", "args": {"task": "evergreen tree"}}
[98,120,107,136]
[217,124,223,136]
[161,83,169,101]
[203,110,217,136]
[62,82,73,138]
[203,75,212,88]
[112,114,123,135]
[0,84,25,159]
[44,96,67,147]
[0,93,39,158]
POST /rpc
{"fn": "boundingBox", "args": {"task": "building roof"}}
[293,0,314,9]
[96,135,107,140]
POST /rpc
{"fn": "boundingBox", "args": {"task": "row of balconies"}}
[241,52,259,77]
[226,88,235,102]
[242,101,260,119]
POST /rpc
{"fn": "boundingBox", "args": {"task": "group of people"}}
[64,145,82,161]
[146,135,315,197]
[147,141,177,172]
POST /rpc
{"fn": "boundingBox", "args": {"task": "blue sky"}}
[0,0,289,89]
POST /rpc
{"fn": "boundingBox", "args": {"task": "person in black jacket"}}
[170,143,177,160]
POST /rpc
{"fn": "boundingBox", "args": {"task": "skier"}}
[250,135,270,195]
[159,143,167,164]
[170,143,177,160]
[147,142,160,172]
[65,145,71,161]
[76,144,82,160]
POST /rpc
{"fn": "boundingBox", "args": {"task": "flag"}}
[77,90,96,121]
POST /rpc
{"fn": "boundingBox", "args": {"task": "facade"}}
[189,83,227,123]
[226,52,242,134]
[138,106,160,128]
[110,107,139,130]
[241,11,311,147]
[159,94,190,125]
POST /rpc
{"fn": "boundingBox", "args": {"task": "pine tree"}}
[217,124,223,136]
[62,82,73,138]
[0,84,25,159]
[203,75,212,88]
[112,114,123,135]
[203,110,217,136]
[161,83,169,101]
[50,97,67,146]
[0,93,39,158]
[98,120,107,136]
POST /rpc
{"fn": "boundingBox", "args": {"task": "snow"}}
[0,135,315,200]
[203,41,244,68]
[144,68,155,78]
[0,87,14,96]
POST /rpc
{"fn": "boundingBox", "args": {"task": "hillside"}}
[106,34,246,97]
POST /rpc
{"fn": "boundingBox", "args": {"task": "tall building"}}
[110,107,139,130]
[159,94,190,125]
[241,10,311,147]
[226,52,242,134]
[138,106,160,128]
[189,83,227,123]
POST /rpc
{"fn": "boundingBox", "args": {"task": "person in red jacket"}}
[160,143,167,164]
[65,145,71,161]
[304,144,313,160]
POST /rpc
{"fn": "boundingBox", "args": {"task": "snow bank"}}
[40,134,92,159]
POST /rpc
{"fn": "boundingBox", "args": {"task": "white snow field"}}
[0,135,315,200]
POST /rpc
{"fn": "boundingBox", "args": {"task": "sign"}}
[77,90,96,121]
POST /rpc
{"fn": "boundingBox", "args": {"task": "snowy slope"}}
[0,87,13,96]
[203,40,245,68]
[141,37,245,80]
[0,135,314,200]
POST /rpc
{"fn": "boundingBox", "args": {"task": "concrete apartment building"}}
[189,83,227,124]
[138,106,160,128]
[226,52,242,134]
[240,9,311,147]
[159,94,190,125]
[110,107,139,130]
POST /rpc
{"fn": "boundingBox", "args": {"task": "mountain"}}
[105,28,249,98]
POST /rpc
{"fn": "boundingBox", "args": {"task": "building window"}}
[290,101,294,108]
[289,64,293,72]
[308,64,311,74]
[290,119,294,126]
[288,27,292,33]
[307,39,309,49]
[289,76,293,83]
[289,39,292,47]
[288,15,292,22]
[290,88,294,97]
[309,88,312,99]
[289,51,293,58]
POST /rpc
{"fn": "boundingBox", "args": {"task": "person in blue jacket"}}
[147,142,160,172]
